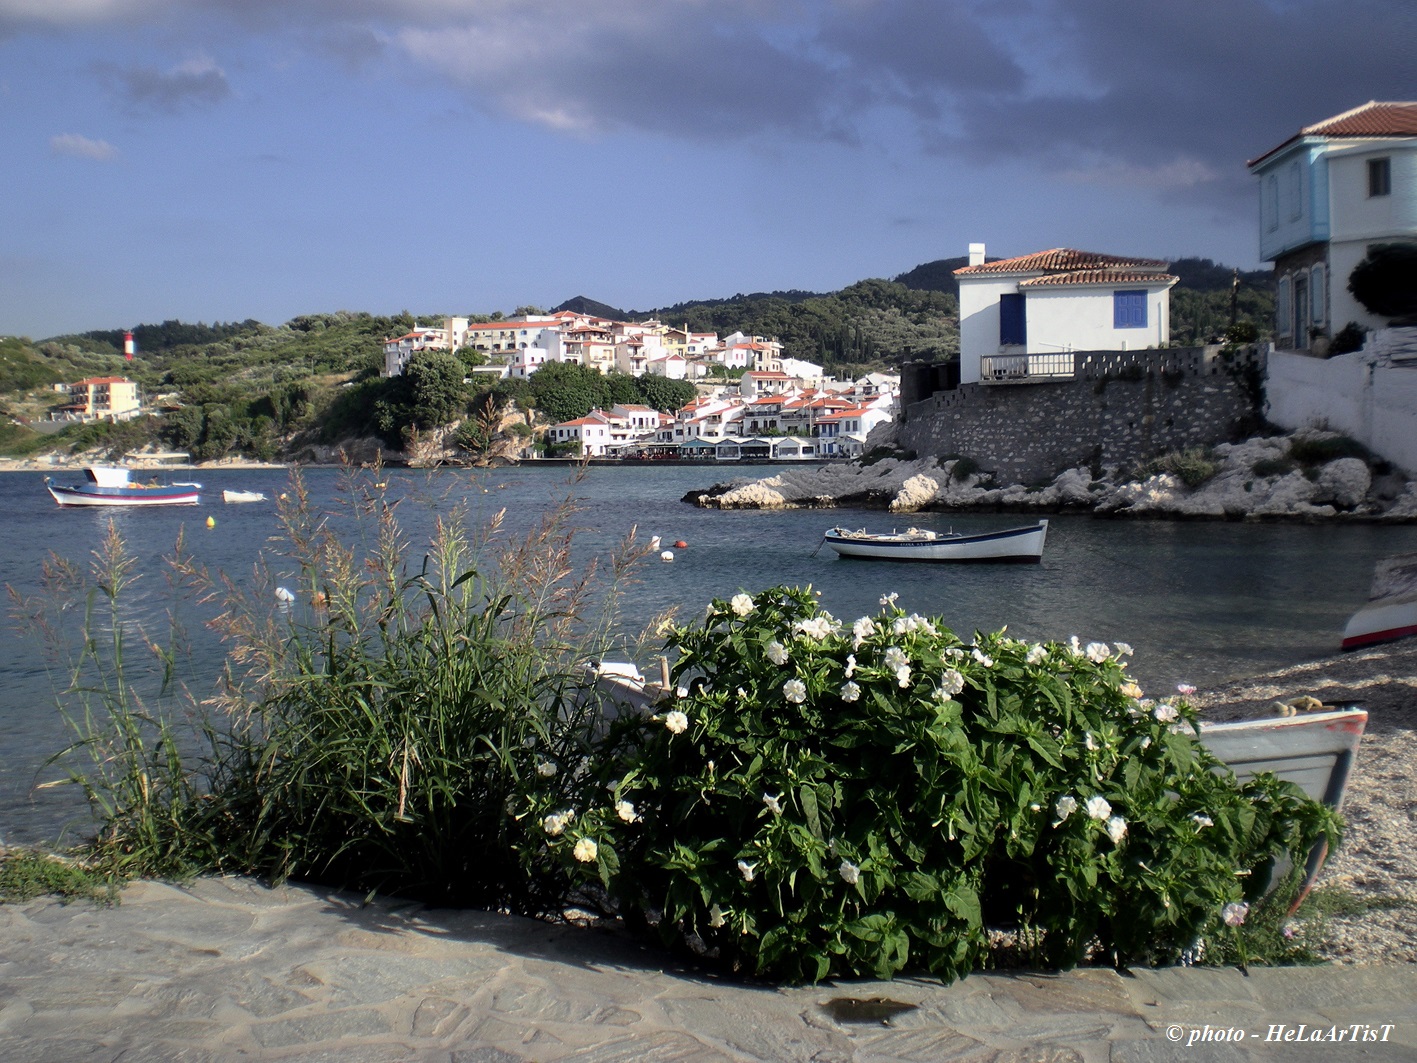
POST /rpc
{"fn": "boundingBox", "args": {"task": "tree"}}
[405,349,468,428]
[527,361,608,424]
[635,375,696,412]
[1348,243,1417,321]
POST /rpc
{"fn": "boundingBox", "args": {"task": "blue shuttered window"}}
[999,293,1026,346]
[1113,290,1147,329]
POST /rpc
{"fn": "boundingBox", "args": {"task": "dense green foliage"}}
[1348,243,1417,320]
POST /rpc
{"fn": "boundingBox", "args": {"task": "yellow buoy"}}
[206,516,216,528]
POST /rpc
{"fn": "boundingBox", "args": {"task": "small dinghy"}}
[822,520,1047,563]
[222,490,268,503]
[45,466,201,508]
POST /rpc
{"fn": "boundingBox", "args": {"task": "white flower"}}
[1085,641,1111,663]
[1120,681,1144,700]
[1026,644,1048,665]
[838,859,861,885]
[1114,642,1134,657]
[884,646,909,671]
[1222,901,1249,927]
[1191,813,1214,829]
[844,653,857,678]
[935,669,965,698]
[536,759,558,778]
[1153,704,1180,723]
[730,593,755,617]
[879,592,899,607]
[783,678,807,704]
[796,616,833,641]
[895,665,912,688]
[542,811,572,836]
[709,903,725,928]
[945,646,965,659]
[1083,732,1098,751]
[664,710,689,734]
[615,800,639,823]
[1053,795,1077,823]
[1139,736,1152,750]
[1085,795,1112,820]
[1068,635,1083,656]
[1177,683,1197,696]
[891,615,915,635]
[1106,815,1128,843]
[763,793,783,815]
[737,859,757,882]
[851,617,875,649]
[572,837,598,862]
[971,647,994,667]
[840,681,861,703]
[766,640,789,666]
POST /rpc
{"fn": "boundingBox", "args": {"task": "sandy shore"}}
[1194,640,1417,965]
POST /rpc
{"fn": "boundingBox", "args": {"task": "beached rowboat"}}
[822,520,1048,562]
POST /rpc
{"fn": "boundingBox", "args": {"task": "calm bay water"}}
[3,463,1416,845]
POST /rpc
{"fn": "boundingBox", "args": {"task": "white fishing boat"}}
[1341,552,1417,650]
[222,489,268,503]
[822,520,1048,563]
[45,466,201,508]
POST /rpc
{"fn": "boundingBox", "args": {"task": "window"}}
[1368,157,1391,197]
[1265,174,1279,231]
[1287,161,1303,221]
[999,293,1026,345]
[1310,264,1326,327]
[1276,276,1291,339]
[1113,290,1148,329]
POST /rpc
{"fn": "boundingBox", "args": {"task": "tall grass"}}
[14,462,660,913]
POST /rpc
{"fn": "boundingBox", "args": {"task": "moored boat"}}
[222,489,267,503]
[44,466,201,508]
[822,520,1048,563]
[1341,552,1417,650]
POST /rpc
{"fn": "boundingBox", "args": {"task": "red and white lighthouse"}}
[123,331,135,361]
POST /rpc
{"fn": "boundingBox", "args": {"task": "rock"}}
[1312,458,1372,509]
[888,474,940,512]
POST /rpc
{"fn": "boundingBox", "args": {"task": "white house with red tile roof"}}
[1247,100,1417,350]
[56,376,141,421]
[740,370,792,399]
[954,244,1178,385]
[546,410,616,456]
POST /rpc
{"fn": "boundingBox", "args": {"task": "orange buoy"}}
[673,540,688,549]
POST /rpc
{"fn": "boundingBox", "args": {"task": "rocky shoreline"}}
[687,430,1417,522]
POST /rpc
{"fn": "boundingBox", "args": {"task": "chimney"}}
[968,243,986,267]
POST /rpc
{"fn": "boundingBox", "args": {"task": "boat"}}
[44,466,201,508]
[1341,552,1417,650]
[222,489,267,504]
[1198,707,1367,896]
[822,520,1048,563]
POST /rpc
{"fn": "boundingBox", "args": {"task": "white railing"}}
[980,352,1075,383]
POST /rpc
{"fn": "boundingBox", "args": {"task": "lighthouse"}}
[123,331,135,361]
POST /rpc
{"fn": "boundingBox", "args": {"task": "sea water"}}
[3,463,1415,845]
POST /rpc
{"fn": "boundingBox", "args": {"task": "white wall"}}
[1266,331,1417,475]
[957,277,1015,384]
[1024,287,1169,356]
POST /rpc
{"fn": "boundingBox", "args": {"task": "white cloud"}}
[49,132,118,160]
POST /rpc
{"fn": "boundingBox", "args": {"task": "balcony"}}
[979,352,1075,384]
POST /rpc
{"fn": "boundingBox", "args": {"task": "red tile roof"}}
[954,248,1169,276]
[1248,101,1417,167]
[1019,269,1178,289]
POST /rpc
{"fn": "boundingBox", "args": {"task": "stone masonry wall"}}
[895,345,1264,484]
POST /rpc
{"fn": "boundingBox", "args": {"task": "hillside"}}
[1,253,1276,463]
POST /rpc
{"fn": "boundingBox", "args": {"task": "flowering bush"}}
[543,586,1339,983]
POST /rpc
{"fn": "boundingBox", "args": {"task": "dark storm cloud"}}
[96,55,232,112]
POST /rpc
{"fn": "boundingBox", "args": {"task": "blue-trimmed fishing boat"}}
[822,520,1048,562]
[44,466,201,507]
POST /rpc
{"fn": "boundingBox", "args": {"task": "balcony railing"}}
[979,352,1075,384]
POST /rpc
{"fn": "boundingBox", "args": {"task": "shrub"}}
[1348,243,1417,321]
[1250,456,1295,479]
[1288,435,1371,467]
[1328,322,1367,356]
[1142,447,1218,489]
[546,588,1338,983]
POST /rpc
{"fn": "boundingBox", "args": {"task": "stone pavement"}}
[1,876,1414,1062]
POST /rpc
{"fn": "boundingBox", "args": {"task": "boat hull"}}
[1341,597,1417,650]
[824,520,1047,562]
[46,483,200,507]
[222,490,267,503]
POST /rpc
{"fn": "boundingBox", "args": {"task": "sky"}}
[2,1,1414,340]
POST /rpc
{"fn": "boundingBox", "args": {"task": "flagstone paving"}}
[1,876,1413,1061]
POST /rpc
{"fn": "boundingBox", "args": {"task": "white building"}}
[954,245,1177,385]
[1247,100,1417,350]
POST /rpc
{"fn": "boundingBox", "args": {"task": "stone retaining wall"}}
[896,345,1263,484]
